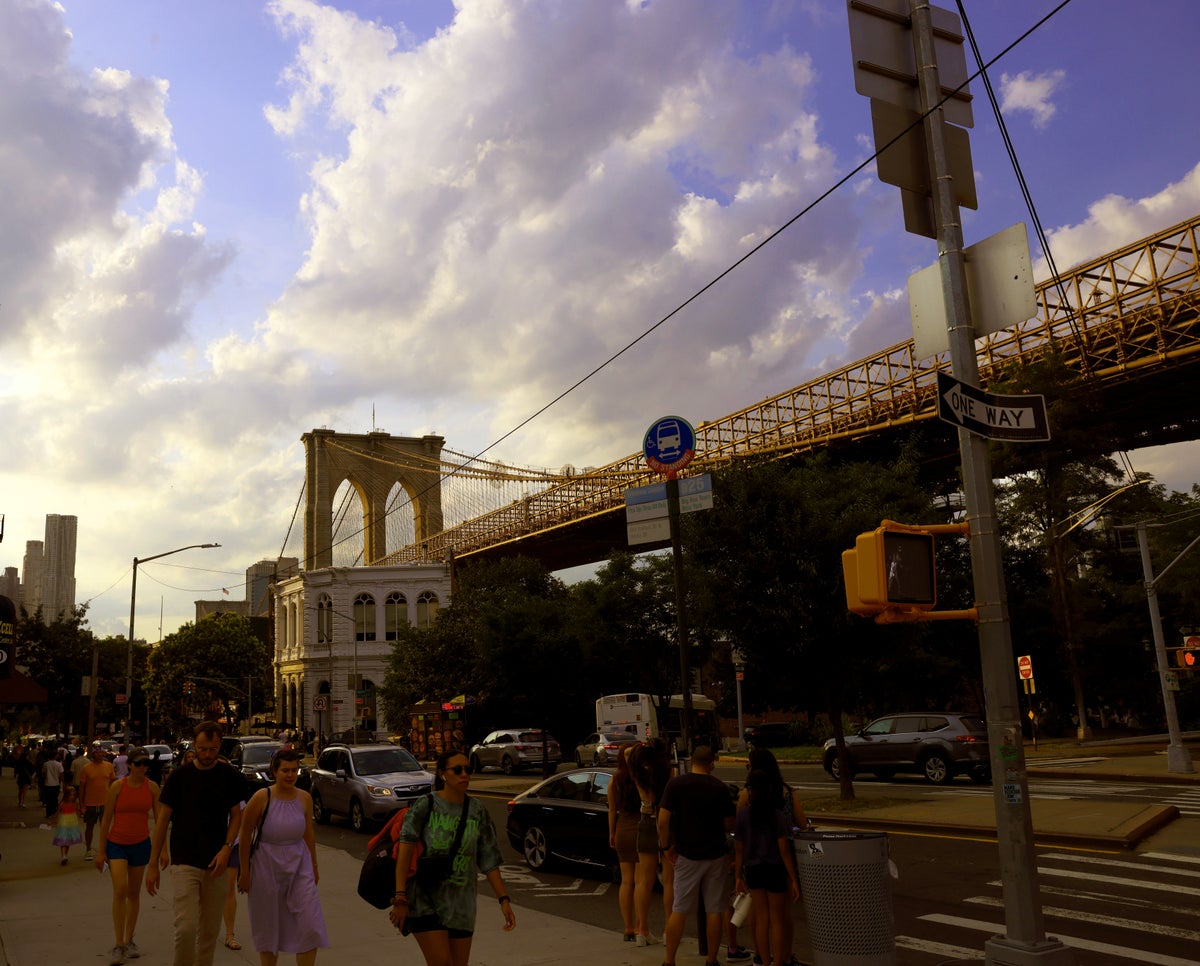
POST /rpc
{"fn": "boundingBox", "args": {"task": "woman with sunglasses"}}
[95,746,162,964]
[388,751,516,965]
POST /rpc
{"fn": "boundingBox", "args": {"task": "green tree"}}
[145,613,269,737]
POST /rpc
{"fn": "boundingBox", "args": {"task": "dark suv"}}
[822,712,990,785]
[309,744,434,832]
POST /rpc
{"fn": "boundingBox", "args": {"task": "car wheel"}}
[312,790,329,825]
[922,752,952,785]
[825,751,854,781]
[522,825,550,870]
[470,754,482,774]
[501,755,516,775]
[350,798,366,832]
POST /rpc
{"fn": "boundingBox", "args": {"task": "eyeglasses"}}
[132,759,151,767]
[448,765,472,776]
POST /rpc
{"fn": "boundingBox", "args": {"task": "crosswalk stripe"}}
[1037,865,1200,896]
[988,880,1161,910]
[1028,756,1108,766]
[1043,852,1200,879]
[919,913,1199,965]
[1143,851,1200,866]
[894,935,984,960]
[964,896,1200,941]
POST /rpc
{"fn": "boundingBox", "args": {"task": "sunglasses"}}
[447,765,472,776]
[132,759,151,767]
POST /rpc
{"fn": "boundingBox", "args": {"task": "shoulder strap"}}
[449,794,471,856]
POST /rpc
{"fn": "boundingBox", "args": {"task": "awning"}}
[0,670,48,704]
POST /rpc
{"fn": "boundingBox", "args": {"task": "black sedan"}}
[505,767,615,871]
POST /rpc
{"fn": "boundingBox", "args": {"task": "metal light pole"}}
[127,543,221,730]
[1134,522,1197,773]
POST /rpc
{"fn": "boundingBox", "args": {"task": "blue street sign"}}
[644,415,696,474]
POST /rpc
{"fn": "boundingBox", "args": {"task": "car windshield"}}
[145,745,171,756]
[243,745,280,765]
[353,749,423,776]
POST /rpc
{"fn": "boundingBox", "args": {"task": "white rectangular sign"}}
[627,517,671,545]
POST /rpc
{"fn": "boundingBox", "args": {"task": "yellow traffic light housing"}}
[843,519,977,623]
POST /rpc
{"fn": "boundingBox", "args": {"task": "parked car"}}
[505,767,615,870]
[309,743,434,832]
[219,734,273,761]
[574,731,639,766]
[470,729,562,775]
[822,712,990,785]
[743,722,796,749]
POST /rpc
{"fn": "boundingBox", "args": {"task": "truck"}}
[595,692,719,755]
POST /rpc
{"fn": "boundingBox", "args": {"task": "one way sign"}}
[936,371,1050,441]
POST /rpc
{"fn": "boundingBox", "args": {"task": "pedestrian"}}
[656,744,735,966]
[14,746,35,808]
[71,743,89,787]
[96,746,161,964]
[606,741,641,942]
[628,742,665,946]
[387,751,516,964]
[51,782,83,865]
[113,745,130,779]
[41,747,65,819]
[80,744,117,859]
[734,769,801,966]
[146,720,248,966]
[237,747,326,964]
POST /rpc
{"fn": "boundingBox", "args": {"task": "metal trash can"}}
[794,830,895,966]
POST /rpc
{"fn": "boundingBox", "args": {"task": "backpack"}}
[357,799,426,909]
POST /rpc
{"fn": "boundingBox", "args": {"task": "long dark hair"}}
[611,742,641,813]
[747,747,786,811]
[746,769,777,824]
[631,740,670,805]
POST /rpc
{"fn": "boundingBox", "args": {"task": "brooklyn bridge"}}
[283,213,1200,574]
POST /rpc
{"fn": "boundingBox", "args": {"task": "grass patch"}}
[724,744,824,761]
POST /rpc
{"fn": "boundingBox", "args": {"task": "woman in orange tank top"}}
[96,745,162,963]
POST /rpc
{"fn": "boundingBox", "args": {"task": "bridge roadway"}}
[381,213,1200,572]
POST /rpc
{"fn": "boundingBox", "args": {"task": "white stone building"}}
[272,562,451,738]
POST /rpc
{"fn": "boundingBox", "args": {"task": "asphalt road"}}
[314,784,1200,964]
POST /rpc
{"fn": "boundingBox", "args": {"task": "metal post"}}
[126,557,139,705]
[909,4,1072,962]
[735,671,746,752]
[666,476,694,765]
[86,640,100,739]
[1134,522,1195,773]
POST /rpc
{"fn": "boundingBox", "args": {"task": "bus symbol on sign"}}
[644,415,697,474]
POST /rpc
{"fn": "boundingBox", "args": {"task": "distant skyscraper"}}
[246,558,300,616]
[21,540,44,617]
[41,514,77,623]
[0,566,18,603]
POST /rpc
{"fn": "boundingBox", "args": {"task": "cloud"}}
[999,69,1066,129]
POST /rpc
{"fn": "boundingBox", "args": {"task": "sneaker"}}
[108,945,125,965]
[85,849,96,860]
[60,857,68,866]
[636,932,660,947]
[125,940,140,959]
[623,933,636,942]
[727,946,753,962]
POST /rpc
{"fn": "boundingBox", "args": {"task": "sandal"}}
[224,936,242,950]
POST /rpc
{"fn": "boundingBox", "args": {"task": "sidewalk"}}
[1,741,1196,965]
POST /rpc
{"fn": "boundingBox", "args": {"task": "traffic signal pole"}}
[909,4,1073,963]
[1134,521,1196,774]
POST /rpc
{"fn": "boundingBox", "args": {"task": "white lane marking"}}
[894,935,984,960]
[1041,852,1200,879]
[1038,866,1200,896]
[987,880,1161,910]
[1142,851,1200,866]
[1028,757,1109,767]
[920,913,1199,966]
[964,896,1200,942]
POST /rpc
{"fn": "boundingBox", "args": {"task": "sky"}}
[3,0,1199,641]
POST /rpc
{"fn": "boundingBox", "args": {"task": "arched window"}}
[385,592,408,640]
[416,591,439,629]
[316,594,333,644]
[354,593,376,641]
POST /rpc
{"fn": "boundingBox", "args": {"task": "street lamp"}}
[127,543,221,735]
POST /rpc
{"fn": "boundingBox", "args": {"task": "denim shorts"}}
[105,837,151,867]
[403,915,472,939]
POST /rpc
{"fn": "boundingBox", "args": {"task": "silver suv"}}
[822,712,990,785]
[309,743,434,832]
[469,729,562,775]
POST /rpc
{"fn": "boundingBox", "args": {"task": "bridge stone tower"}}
[302,429,446,570]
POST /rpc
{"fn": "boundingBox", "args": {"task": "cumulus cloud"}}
[999,69,1066,129]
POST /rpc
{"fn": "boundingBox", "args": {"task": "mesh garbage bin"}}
[794,830,895,966]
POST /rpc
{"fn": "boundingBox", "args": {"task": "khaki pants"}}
[170,865,226,966]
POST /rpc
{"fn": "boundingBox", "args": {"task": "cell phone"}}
[100,862,108,873]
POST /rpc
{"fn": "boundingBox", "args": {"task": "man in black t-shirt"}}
[657,745,735,966]
[146,720,247,966]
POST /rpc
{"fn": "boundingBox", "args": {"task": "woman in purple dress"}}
[237,747,327,965]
